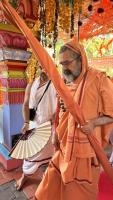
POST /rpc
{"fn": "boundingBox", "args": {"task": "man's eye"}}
[62,62,68,65]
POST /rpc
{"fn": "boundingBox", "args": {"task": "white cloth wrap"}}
[23,79,57,175]
[23,136,53,175]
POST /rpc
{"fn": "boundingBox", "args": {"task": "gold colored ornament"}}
[26,52,40,83]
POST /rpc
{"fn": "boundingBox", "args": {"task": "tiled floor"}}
[0,180,27,200]
[0,163,43,200]
[1,163,113,200]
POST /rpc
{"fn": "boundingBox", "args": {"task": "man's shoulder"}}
[31,78,40,90]
[88,68,106,79]
[33,77,40,85]
[48,81,56,93]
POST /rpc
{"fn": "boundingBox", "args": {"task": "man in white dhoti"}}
[15,69,57,190]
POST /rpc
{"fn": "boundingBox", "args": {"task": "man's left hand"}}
[80,120,95,134]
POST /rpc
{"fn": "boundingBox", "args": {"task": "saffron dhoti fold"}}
[35,151,100,200]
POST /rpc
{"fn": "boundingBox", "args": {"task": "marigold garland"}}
[59,2,71,33]
[32,20,41,37]
[25,18,41,83]
[26,52,40,83]
[45,0,56,34]
[25,0,103,82]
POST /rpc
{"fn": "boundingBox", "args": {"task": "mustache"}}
[63,69,72,75]
[40,72,46,75]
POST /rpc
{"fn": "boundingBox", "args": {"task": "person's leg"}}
[62,166,100,200]
[15,173,28,190]
[15,137,54,190]
[15,167,44,191]
[15,159,39,190]
[35,161,61,200]
[35,165,99,200]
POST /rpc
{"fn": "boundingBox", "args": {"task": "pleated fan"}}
[9,121,52,159]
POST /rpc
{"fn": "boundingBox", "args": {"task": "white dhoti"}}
[23,137,54,175]
[23,79,57,175]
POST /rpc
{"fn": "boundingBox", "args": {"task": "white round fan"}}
[9,121,52,159]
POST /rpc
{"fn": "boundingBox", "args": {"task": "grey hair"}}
[59,45,81,61]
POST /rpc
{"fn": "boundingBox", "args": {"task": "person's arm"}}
[21,83,32,134]
[81,75,113,135]
[80,116,113,134]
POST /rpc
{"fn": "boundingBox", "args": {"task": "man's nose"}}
[62,65,68,69]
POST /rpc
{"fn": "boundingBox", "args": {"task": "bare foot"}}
[15,173,27,191]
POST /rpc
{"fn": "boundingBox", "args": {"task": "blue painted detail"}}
[10,104,23,135]
[0,48,31,61]
[3,104,11,147]
[3,104,24,148]
[0,108,3,143]
[0,143,12,160]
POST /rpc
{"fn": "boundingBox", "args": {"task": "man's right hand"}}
[21,123,29,134]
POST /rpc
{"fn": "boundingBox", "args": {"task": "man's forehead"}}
[59,50,70,59]
[59,50,78,61]
[59,54,68,63]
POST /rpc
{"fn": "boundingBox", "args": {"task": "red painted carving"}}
[12,36,27,49]
[0,33,12,47]
[0,30,29,49]
[16,0,39,20]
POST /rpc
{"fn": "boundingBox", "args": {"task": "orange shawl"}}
[1,0,113,184]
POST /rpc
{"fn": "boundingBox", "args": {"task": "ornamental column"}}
[0,23,31,148]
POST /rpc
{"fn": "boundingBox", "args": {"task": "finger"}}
[80,125,88,129]
[21,129,26,134]
[81,128,90,133]
[80,127,87,131]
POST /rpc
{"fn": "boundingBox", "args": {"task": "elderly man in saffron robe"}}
[35,41,113,200]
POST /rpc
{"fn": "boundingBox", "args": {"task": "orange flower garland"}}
[45,0,56,34]
[26,52,37,83]
[59,2,71,33]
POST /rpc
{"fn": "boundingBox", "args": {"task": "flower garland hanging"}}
[70,0,75,38]
[59,1,71,33]
[25,0,88,77]
[32,19,41,38]
[58,0,85,38]
[73,0,79,15]
[53,0,59,59]
[26,52,37,83]
[45,0,56,34]
[40,0,46,46]
[26,20,41,83]
[26,52,40,83]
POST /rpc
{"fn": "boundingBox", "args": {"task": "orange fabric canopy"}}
[80,0,113,39]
